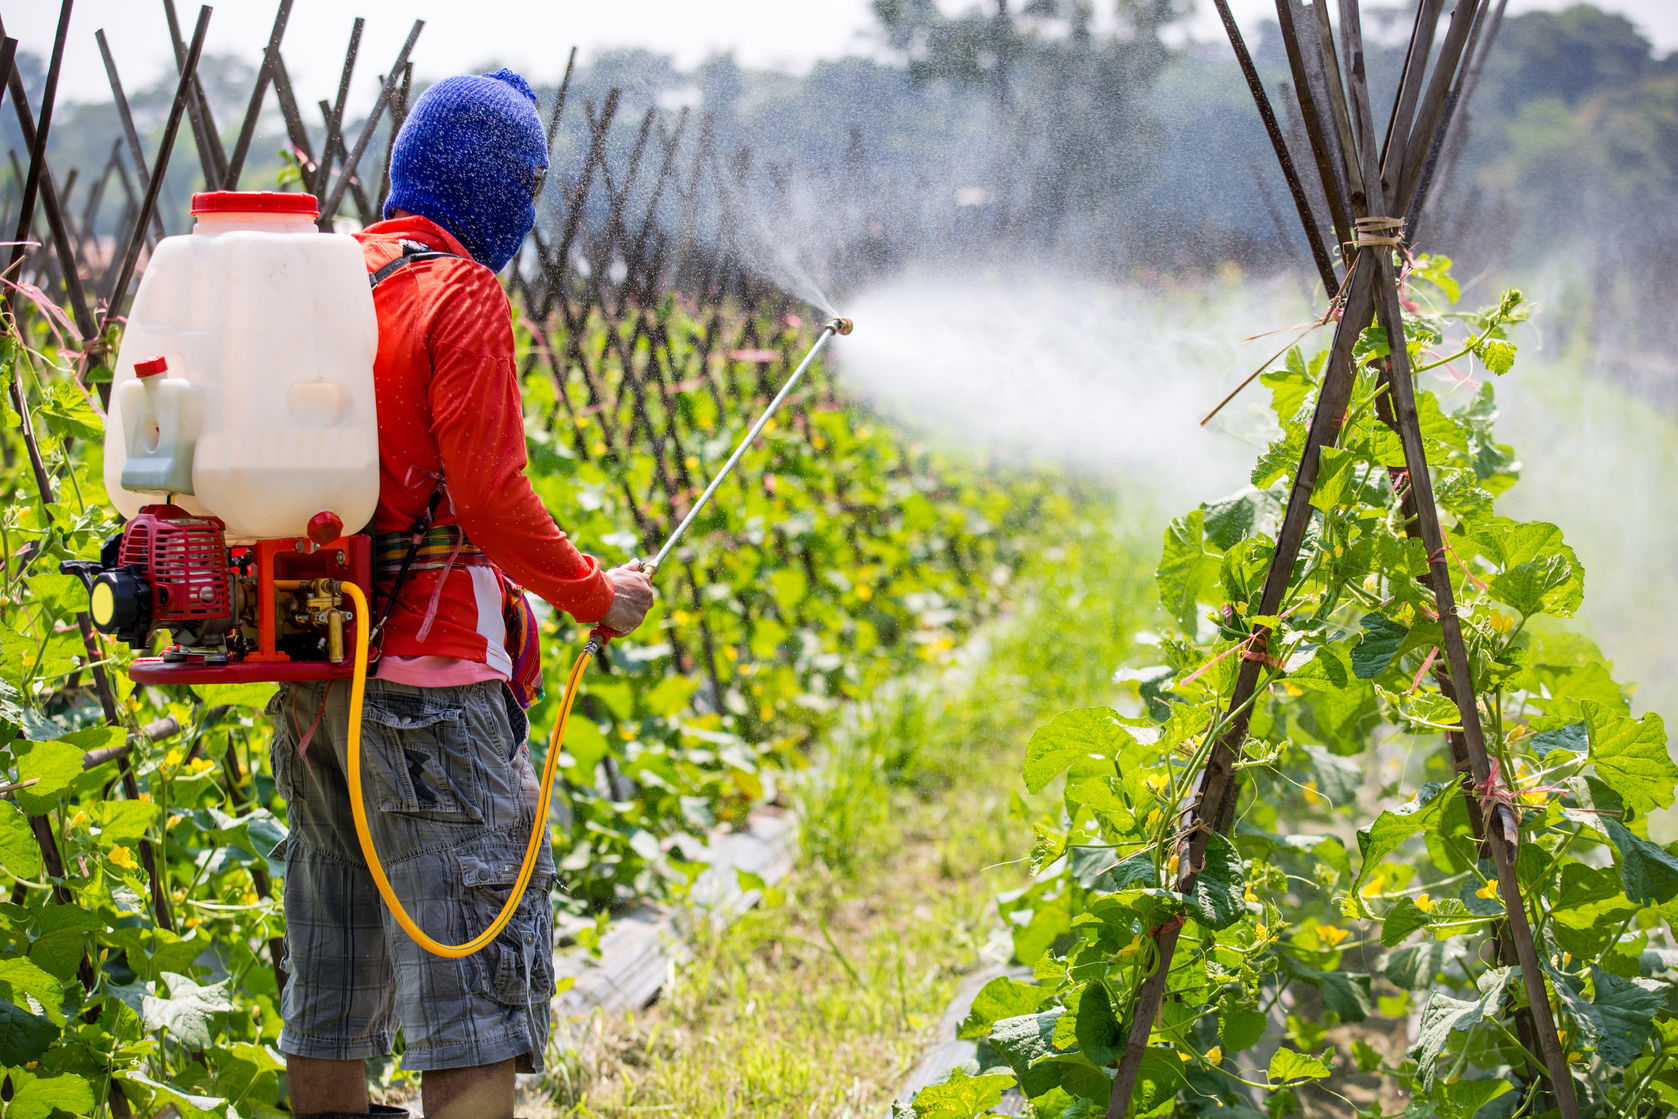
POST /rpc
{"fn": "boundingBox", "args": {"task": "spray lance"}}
[341,317,854,958]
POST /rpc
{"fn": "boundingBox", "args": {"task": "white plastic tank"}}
[103,191,379,544]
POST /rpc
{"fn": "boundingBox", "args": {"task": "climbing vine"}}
[906,257,1678,1118]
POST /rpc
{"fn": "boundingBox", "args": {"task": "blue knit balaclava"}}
[384,69,546,273]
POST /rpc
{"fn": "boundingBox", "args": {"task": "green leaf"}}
[1409,967,1510,1091]
[958,976,1046,1040]
[1352,782,1454,902]
[1132,1050,1187,1113]
[1351,613,1409,679]
[1585,702,1677,814]
[1474,338,1517,376]
[989,1009,1065,1097]
[1268,1047,1331,1083]
[1308,446,1360,512]
[38,379,105,441]
[1201,493,1262,550]
[0,956,67,1025]
[1262,349,1317,421]
[1187,832,1246,931]
[1437,1079,1511,1119]
[1156,510,1216,631]
[907,1069,1015,1119]
[1220,1006,1267,1053]
[1252,421,1307,491]
[141,971,231,1051]
[1074,981,1121,1066]
[94,800,159,844]
[1607,819,1678,905]
[1554,965,1664,1068]
[119,1072,227,1119]
[192,681,280,708]
[0,800,43,879]
[0,998,58,1065]
[1023,708,1135,794]
[1381,897,1431,947]
[1532,721,1587,758]
[30,906,100,983]
[8,1071,95,1119]
[14,738,96,814]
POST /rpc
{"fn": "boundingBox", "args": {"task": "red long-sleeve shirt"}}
[356,215,614,666]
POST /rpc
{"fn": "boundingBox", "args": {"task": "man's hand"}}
[598,560,655,635]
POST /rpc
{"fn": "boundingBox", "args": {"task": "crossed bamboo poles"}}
[1105,2,1579,1116]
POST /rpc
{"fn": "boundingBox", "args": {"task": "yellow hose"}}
[340,582,593,958]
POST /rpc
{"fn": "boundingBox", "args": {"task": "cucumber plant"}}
[909,257,1678,1118]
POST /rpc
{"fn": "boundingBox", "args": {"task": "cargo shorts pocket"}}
[459,847,556,1007]
[361,699,483,824]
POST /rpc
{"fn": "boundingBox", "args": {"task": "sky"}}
[8,0,1676,109]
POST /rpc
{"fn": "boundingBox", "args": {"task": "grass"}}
[526,497,1157,1118]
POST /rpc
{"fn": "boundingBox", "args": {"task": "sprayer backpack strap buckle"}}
[368,239,461,289]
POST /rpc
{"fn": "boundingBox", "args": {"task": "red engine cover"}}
[122,505,231,623]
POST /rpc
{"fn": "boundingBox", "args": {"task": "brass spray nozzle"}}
[827,317,853,336]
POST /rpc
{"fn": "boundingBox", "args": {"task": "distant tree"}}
[1479,5,1654,113]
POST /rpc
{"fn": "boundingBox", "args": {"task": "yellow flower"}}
[1302,782,1322,806]
[1114,934,1144,959]
[1244,884,1258,903]
[184,916,200,929]
[758,706,774,722]
[137,792,151,803]
[1475,880,1499,900]
[1489,610,1515,634]
[168,814,183,831]
[723,646,739,662]
[164,748,184,769]
[811,435,828,451]
[187,757,215,776]
[109,846,137,870]
[1415,893,1434,913]
[1361,870,1387,897]
[1254,923,1268,942]
[240,890,260,906]
[1206,1046,1223,1066]
[67,811,87,832]
[1317,924,1351,948]
[855,584,873,602]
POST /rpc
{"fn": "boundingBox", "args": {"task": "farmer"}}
[266,70,655,1119]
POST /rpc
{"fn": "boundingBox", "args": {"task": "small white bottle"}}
[117,356,202,496]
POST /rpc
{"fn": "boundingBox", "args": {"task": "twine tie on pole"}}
[1353,215,1407,249]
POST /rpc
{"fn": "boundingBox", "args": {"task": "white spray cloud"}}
[835,269,1678,719]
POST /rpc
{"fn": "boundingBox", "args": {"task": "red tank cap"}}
[306,511,345,546]
[191,190,319,218]
[134,356,169,379]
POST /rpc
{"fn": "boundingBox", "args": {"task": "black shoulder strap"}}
[368,238,460,289]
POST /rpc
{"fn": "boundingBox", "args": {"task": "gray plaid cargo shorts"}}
[266,677,556,1073]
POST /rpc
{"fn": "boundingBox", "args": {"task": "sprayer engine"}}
[64,504,374,684]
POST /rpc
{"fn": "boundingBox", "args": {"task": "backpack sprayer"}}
[62,190,852,958]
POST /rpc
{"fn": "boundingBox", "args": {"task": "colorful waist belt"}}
[373,525,489,577]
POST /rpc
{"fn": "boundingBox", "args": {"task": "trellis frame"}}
[1105,3,1581,1116]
